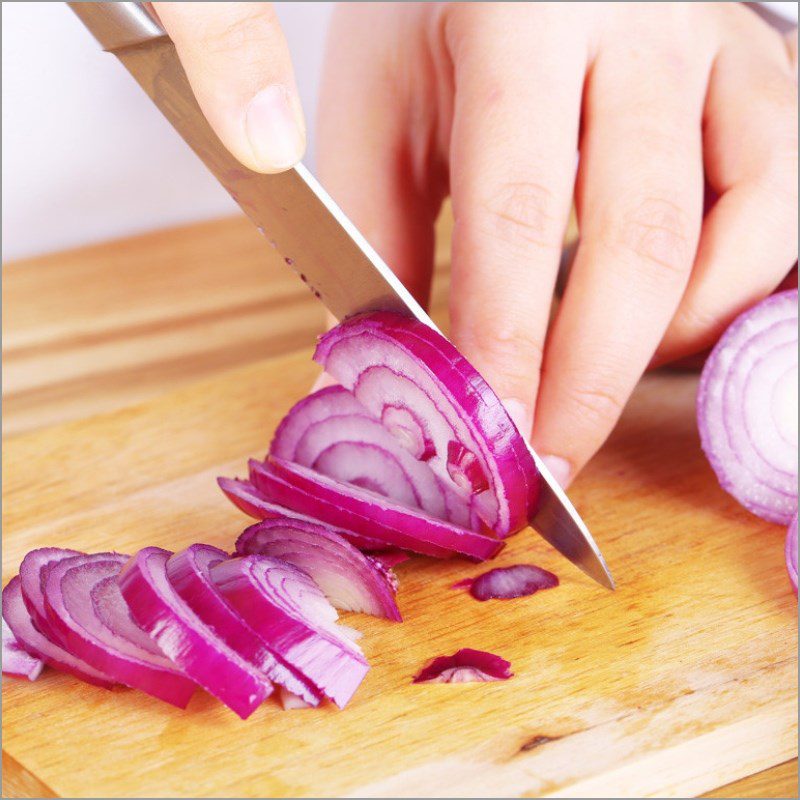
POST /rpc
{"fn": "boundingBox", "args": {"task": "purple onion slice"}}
[166,544,320,705]
[118,547,272,719]
[42,553,195,707]
[2,617,43,680]
[210,555,370,708]
[19,547,82,640]
[235,518,402,621]
[698,290,798,524]
[453,564,559,601]
[413,648,513,684]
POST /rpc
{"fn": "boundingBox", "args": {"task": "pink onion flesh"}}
[118,546,272,718]
[453,564,559,601]
[787,513,798,594]
[413,648,513,684]
[235,518,402,621]
[698,290,798,524]
[210,555,369,708]
[2,617,43,680]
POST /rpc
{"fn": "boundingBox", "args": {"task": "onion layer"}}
[118,547,272,718]
[210,556,369,708]
[2,618,43,680]
[413,648,513,683]
[453,564,559,601]
[698,290,798,524]
[235,519,402,621]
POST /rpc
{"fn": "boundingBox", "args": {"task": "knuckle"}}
[564,381,626,428]
[199,10,277,55]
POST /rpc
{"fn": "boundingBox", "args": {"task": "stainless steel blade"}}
[69,2,614,589]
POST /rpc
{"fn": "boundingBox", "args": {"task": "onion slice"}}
[42,553,195,707]
[118,547,273,719]
[210,555,370,708]
[413,648,513,684]
[452,564,559,601]
[787,513,798,594]
[698,290,798,524]
[2,617,43,680]
[166,544,321,705]
[235,519,402,621]
[19,547,82,640]
[314,312,540,536]
[2,575,114,688]
[251,457,504,561]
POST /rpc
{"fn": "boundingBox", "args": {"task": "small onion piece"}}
[2,617,43,680]
[42,553,195,707]
[166,544,320,705]
[787,513,798,594]
[210,556,370,708]
[453,564,559,601]
[413,648,513,684]
[235,519,402,621]
[218,476,387,552]
[698,290,798,524]
[251,457,504,561]
[118,547,273,719]
[19,547,82,640]
[2,576,114,688]
[314,312,540,536]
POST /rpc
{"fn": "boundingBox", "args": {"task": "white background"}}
[2,2,796,261]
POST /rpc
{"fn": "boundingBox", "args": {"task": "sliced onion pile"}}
[698,290,798,525]
[412,648,513,684]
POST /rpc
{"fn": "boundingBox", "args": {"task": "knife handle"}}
[68,1,166,52]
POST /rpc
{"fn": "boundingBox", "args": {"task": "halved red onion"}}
[314,312,540,536]
[235,518,402,621]
[2,617,43,680]
[452,564,559,601]
[413,648,513,684]
[787,513,798,594]
[210,556,370,708]
[166,544,320,705]
[217,476,387,551]
[698,290,798,524]
[19,547,82,640]
[252,457,504,561]
[118,547,274,718]
[42,553,195,707]
[2,575,114,688]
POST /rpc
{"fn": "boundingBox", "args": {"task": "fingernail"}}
[245,85,305,172]
[541,455,571,489]
[502,398,533,439]
[311,371,337,393]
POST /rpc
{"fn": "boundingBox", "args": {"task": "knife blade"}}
[70,2,614,589]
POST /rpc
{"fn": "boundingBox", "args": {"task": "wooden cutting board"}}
[2,217,797,798]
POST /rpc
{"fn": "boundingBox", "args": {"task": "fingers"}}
[315,4,442,308]
[154,2,304,173]
[531,35,709,485]
[446,5,589,438]
[657,30,798,360]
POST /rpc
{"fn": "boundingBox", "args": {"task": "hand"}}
[316,2,798,486]
[153,2,305,173]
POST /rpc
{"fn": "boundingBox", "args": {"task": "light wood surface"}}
[2,215,797,798]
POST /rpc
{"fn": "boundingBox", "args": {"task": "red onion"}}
[42,553,195,707]
[413,648,513,683]
[368,550,410,569]
[19,547,82,640]
[787,513,798,594]
[166,544,321,705]
[2,575,114,688]
[217,476,387,551]
[314,312,540,536]
[251,457,504,560]
[235,519,402,620]
[2,618,43,680]
[698,290,798,525]
[210,555,370,708]
[278,686,314,710]
[118,547,273,719]
[452,564,559,601]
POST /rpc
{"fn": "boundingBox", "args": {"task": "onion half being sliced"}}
[118,547,272,719]
[42,553,195,707]
[698,290,798,524]
[251,457,504,560]
[314,312,540,536]
[235,518,402,621]
[210,556,370,708]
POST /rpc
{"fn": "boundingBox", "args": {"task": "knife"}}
[69,1,614,589]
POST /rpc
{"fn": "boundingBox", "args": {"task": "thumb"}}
[154,2,305,173]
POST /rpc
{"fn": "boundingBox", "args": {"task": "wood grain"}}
[2,212,797,797]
